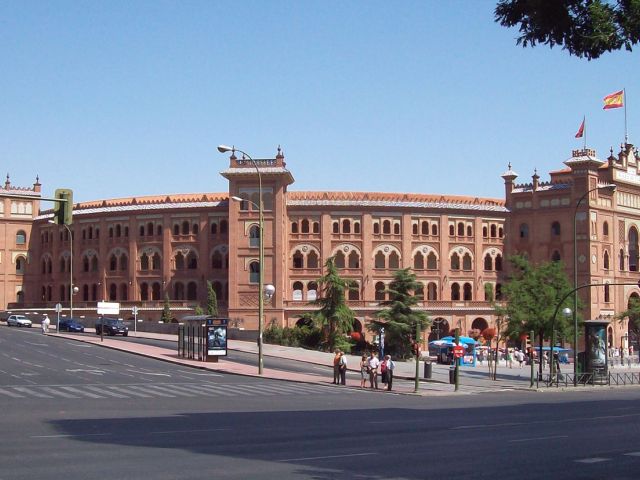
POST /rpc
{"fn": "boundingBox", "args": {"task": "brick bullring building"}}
[5,144,640,350]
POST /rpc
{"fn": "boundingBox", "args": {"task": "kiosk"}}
[178,316,228,362]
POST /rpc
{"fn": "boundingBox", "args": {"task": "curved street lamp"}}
[572,183,616,384]
[219,145,268,374]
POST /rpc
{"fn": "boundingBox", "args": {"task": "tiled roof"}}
[512,183,571,193]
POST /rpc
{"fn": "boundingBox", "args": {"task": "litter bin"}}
[449,366,455,384]
[424,361,432,379]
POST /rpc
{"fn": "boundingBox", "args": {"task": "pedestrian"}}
[368,352,380,389]
[515,348,524,368]
[359,355,368,388]
[506,348,513,368]
[339,352,347,385]
[332,349,342,384]
[41,314,50,334]
[383,355,395,391]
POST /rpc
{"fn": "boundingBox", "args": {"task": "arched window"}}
[388,251,400,269]
[109,283,117,301]
[307,281,318,301]
[604,283,610,303]
[449,225,455,236]
[91,257,98,272]
[120,254,128,271]
[498,227,504,237]
[483,226,488,238]
[174,282,185,300]
[354,222,361,234]
[313,222,320,233]
[451,253,460,270]
[451,283,460,301]
[152,282,161,300]
[342,219,351,233]
[220,220,228,234]
[186,252,198,269]
[393,223,400,234]
[187,282,197,300]
[414,252,424,270]
[375,282,385,301]
[182,221,189,235]
[348,251,360,268]
[109,255,117,271]
[139,225,145,236]
[463,283,472,301]
[292,281,304,301]
[373,223,380,234]
[120,283,128,301]
[15,256,25,274]
[462,253,472,270]
[375,251,386,269]
[490,225,497,237]
[212,252,223,269]
[421,222,429,235]
[302,251,316,269]
[427,252,437,270]
[211,222,218,235]
[551,250,561,262]
[249,225,260,248]
[466,225,472,237]
[457,223,464,236]
[146,222,153,236]
[293,251,304,269]
[519,224,529,238]
[152,253,161,270]
[192,223,199,235]
[334,251,346,268]
[83,284,89,301]
[291,222,299,234]
[82,256,89,272]
[629,227,639,271]
[173,224,180,236]
[603,221,609,237]
[551,221,561,237]
[140,283,149,301]
[427,282,437,300]
[175,252,185,270]
[431,224,438,236]
[109,227,114,238]
[115,224,122,237]
[249,261,260,283]
[301,219,310,233]
[333,222,339,234]
[495,254,503,271]
[604,250,610,270]
[484,254,493,271]
[383,220,391,234]
[157,225,162,236]
[16,230,26,245]
[412,223,418,236]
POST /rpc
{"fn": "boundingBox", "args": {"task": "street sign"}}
[132,306,139,316]
[54,303,62,313]
[453,345,465,358]
[97,301,120,315]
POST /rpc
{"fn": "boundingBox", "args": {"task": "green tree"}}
[616,296,640,327]
[206,281,219,317]
[311,256,357,351]
[495,0,640,60]
[194,305,204,315]
[161,294,172,323]
[496,255,576,348]
[370,268,431,359]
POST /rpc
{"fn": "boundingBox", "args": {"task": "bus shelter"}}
[178,316,228,362]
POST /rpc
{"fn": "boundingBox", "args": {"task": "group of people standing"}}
[333,349,396,390]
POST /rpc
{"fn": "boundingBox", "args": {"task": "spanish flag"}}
[603,90,624,109]
[575,117,585,138]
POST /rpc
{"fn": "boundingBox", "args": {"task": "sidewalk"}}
[50,330,640,395]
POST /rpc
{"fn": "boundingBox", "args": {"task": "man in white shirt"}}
[339,353,347,385]
[368,352,380,389]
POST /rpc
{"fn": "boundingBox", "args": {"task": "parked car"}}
[6,315,32,328]
[58,318,85,333]
[95,317,128,336]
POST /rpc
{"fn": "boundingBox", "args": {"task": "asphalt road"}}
[2,326,640,480]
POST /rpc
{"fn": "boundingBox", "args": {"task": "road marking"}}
[451,422,526,430]
[0,387,25,398]
[58,386,104,398]
[40,387,78,398]
[66,369,105,375]
[279,452,377,462]
[84,386,128,398]
[32,433,111,439]
[191,384,236,397]
[107,385,152,398]
[575,458,609,464]
[12,387,54,398]
[151,428,229,435]
[128,385,176,397]
[509,435,568,443]
[624,452,640,457]
[152,384,198,397]
[127,370,171,377]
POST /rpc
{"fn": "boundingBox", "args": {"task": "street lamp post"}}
[49,220,77,330]
[573,183,616,385]
[219,145,268,375]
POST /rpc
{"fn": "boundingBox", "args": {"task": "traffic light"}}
[53,188,73,225]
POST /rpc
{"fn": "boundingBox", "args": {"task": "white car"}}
[6,315,32,328]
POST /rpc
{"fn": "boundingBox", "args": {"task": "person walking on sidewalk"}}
[339,352,347,385]
[383,355,395,391]
[332,349,342,384]
[41,314,50,334]
[368,352,380,389]
[359,355,368,388]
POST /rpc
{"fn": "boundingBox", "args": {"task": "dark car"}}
[58,318,85,333]
[95,317,128,336]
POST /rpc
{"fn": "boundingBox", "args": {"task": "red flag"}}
[603,90,624,109]
[575,118,585,138]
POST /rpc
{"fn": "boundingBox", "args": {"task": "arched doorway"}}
[429,317,450,341]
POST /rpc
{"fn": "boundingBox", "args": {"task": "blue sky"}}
[2,0,638,203]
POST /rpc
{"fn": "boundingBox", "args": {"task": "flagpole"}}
[624,88,628,144]
[583,115,586,150]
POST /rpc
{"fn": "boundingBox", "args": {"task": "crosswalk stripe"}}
[12,387,54,398]
[0,387,25,398]
[40,386,78,398]
[204,384,253,396]
[59,386,104,399]
[84,386,128,398]
[150,384,197,397]
[231,384,277,396]
[191,384,237,397]
[108,386,152,398]
[128,385,176,397]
